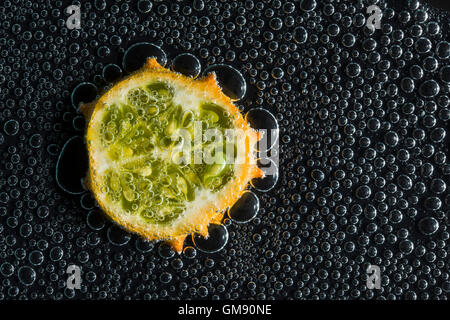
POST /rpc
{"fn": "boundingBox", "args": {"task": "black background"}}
[0,0,449,301]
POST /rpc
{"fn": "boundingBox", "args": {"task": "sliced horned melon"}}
[80,58,262,252]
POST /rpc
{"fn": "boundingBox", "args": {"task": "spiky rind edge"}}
[82,58,263,252]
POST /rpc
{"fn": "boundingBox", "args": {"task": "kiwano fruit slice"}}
[80,58,262,252]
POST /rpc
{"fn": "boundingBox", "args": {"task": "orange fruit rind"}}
[81,58,262,253]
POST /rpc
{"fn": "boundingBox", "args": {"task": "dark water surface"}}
[0,0,449,300]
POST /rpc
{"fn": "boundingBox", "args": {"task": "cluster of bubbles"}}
[0,0,449,300]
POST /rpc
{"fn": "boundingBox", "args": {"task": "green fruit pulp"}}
[98,81,237,225]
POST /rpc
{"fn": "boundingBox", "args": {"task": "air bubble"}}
[56,136,89,195]
[80,193,96,210]
[245,108,279,151]
[137,0,152,13]
[158,242,176,259]
[251,158,279,192]
[419,80,440,98]
[72,116,86,131]
[29,250,44,266]
[4,120,19,136]
[193,224,228,253]
[346,63,361,78]
[102,64,123,83]
[228,191,259,223]
[37,206,50,219]
[172,53,201,78]
[424,197,442,211]
[440,66,450,84]
[355,185,372,199]
[47,144,60,156]
[193,0,205,12]
[71,82,98,111]
[293,27,308,44]
[418,217,439,235]
[300,0,317,12]
[415,37,432,54]
[136,238,154,253]
[183,246,197,259]
[0,262,14,277]
[87,210,106,230]
[401,77,415,93]
[107,225,131,246]
[202,64,246,100]
[17,266,36,286]
[123,42,167,73]
[94,0,107,10]
[436,41,450,59]
[29,134,43,148]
